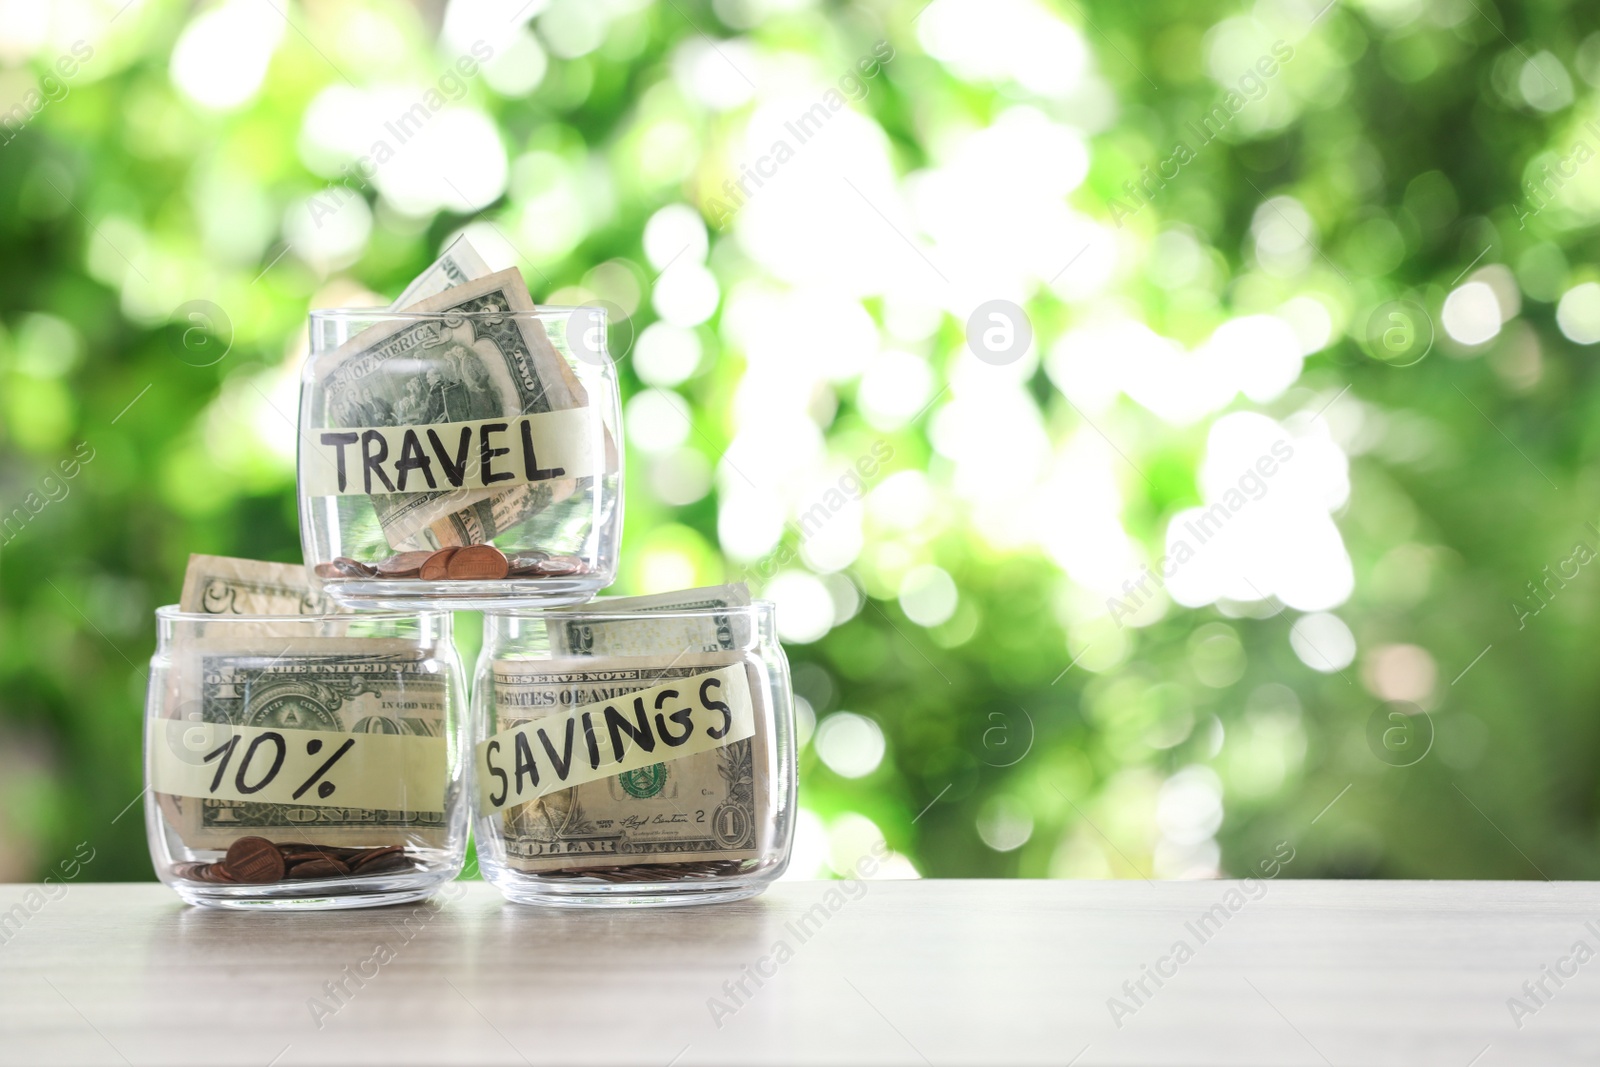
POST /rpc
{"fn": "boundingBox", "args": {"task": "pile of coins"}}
[539,860,747,883]
[170,836,417,885]
[315,546,589,582]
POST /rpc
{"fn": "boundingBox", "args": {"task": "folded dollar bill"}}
[311,265,588,551]
[178,553,334,616]
[549,582,753,657]
[389,234,493,312]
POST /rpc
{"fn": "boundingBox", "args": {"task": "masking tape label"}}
[303,408,598,497]
[476,664,756,814]
[151,721,448,811]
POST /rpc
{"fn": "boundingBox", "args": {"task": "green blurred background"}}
[3,0,1598,884]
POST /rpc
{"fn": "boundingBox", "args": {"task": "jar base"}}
[325,576,608,611]
[168,871,460,911]
[492,879,771,909]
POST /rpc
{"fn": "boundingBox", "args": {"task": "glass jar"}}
[300,304,622,610]
[144,607,469,909]
[471,602,796,906]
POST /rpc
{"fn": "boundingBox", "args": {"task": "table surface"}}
[1,879,1597,1066]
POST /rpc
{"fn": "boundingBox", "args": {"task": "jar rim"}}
[480,599,777,622]
[309,305,601,320]
[154,604,450,624]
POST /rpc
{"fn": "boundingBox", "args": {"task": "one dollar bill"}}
[163,555,450,850]
[158,645,453,850]
[550,582,753,657]
[178,554,332,616]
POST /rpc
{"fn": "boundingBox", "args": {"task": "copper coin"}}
[351,845,404,869]
[281,851,333,865]
[446,544,509,580]
[316,557,375,579]
[201,863,237,884]
[281,847,341,863]
[224,836,286,884]
[375,551,434,578]
[354,849,411,875]
[170,862,207,880]
[419,548,458,581]
[288,858,350,879]
[543,860,740,882]
[506,552,549,576]
[276,843,363,859]
[353,844,409,870]
[281,851,360,870]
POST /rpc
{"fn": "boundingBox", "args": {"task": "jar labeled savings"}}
[144,607,469,909]
[300,292,621,610]
[472,598,796,907]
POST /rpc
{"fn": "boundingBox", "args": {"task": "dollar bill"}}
[167,554,329,807]
[178,554,332,616]
[551,582,753,657]
[165,555,450,849]
[158,644,453,850]
[577,583,752,616]
[312,267,588,550]
[487,654,769,872]
[389,235,493,311]
[391,239,581,547]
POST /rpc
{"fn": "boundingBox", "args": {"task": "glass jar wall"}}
[144,607,469,909]
[299,305,622,610]
[471,601,796,907]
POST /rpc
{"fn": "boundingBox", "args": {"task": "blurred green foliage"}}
[3,0,1600,885]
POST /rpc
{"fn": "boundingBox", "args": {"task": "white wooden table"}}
[1,880,1595,1065]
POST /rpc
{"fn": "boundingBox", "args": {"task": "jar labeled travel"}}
[472,587,796,906]
[144,600,468,909]
[300,267,622,610]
